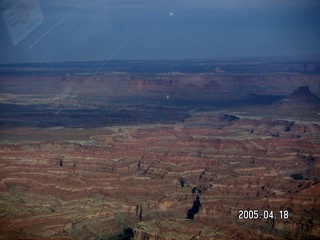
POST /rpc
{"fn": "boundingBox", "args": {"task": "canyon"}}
[0,60,319,239]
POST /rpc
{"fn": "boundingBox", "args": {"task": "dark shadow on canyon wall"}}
[186,195,202,220]
[103,227,133,240]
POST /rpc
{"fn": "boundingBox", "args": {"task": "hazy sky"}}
[0,0,320,63]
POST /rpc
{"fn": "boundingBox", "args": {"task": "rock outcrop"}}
[270,86,320,118]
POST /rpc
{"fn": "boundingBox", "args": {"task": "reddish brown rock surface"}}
[0,62,320,239]
[0,116,319,239]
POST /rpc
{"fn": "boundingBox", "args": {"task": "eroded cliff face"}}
[0,114,319,239]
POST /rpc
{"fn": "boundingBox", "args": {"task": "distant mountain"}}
[271,86,320,118]
[287,86,320,103]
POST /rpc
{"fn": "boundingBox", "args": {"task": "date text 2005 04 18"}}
[238,210,289,220]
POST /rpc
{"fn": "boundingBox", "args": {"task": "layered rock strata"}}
[1,63,319,239]
[0,115,319,239]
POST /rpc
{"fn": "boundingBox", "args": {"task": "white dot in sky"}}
[166,95,170,99]
[169,12,173,16]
